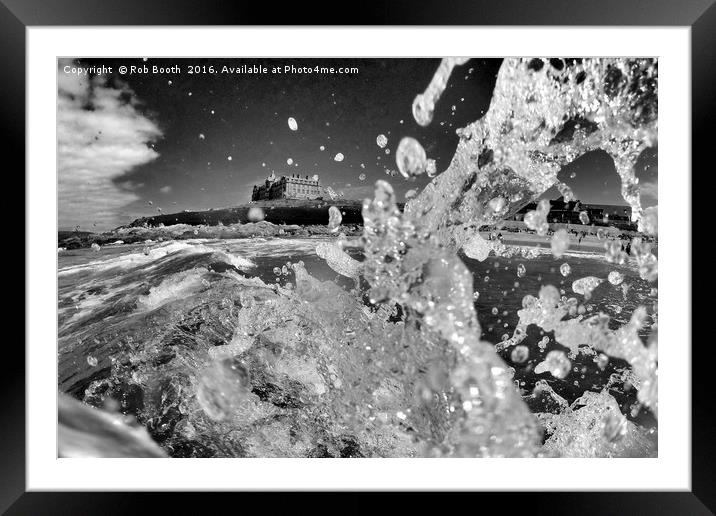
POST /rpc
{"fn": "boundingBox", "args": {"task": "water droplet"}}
[248,207,264,222]
[395,137,427,178]
[595,353,609,370]
[572,276,604,298]
[196,357,251,421]
[560,263,571,277]
[534,350,571,379]
[550,229,570,258]
[328,206,342,232]
[538,336,550,351]
[607,271,624,285]
[511,345,529,363]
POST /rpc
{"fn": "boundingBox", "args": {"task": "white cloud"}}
[159,185,172,194]
[58,60,162,230]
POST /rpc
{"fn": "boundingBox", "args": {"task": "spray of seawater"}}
[355,57,658,456]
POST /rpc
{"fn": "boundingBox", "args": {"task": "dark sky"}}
[57,57,657,230]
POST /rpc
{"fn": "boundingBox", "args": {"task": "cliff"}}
[127,199,371,228]
[58,199,406,250]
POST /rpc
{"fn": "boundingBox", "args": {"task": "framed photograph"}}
[8,0,711,512]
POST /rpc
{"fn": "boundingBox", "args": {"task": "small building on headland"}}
[252,172,323,201]
[513,196,634,228]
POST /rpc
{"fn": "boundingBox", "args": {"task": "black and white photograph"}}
[55,57,659,459]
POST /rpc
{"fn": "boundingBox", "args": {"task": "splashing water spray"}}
[356,57,658,456]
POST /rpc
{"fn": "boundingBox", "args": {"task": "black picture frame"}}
[5,0,711,513]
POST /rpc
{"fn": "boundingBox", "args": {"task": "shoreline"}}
[481,230,657,256]
[58,221,656,253]
[58,225,656,262]
[58,221,364,250]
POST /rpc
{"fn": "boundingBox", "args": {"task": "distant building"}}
[513,196,634,228]
[585,203,633,224]
[251,172,323,201]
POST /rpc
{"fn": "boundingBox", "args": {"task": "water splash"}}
[315,242,362,279]
[640,206,658,235]
[404,58,657,251]
[361,181,542,456]
[524,200,551,236]
[550,229,570,258]
[412,57,469,127]
[355,59,658,453]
